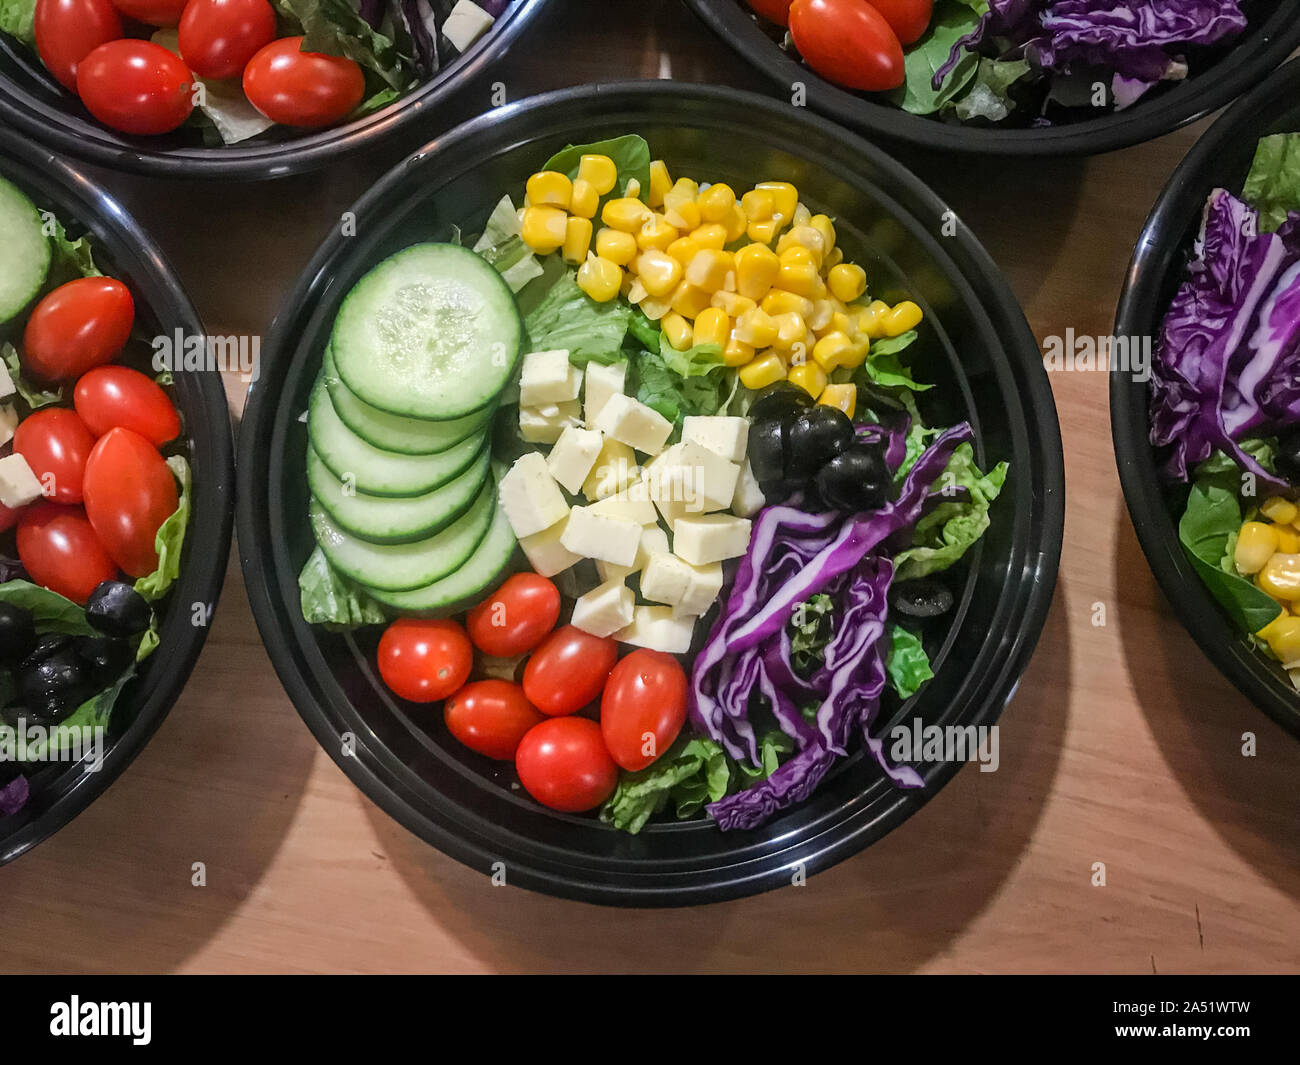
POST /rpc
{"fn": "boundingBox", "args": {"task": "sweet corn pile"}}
[1235,496,1300,666]
[518,154,923,412]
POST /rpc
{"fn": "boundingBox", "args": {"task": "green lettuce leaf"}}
[2,343,62,409]
[472,195,543,293]
[0,580,97,635]
[542,134,652,205]
[134,456,191,603]
[633,341,728,426]
[0,0,35,45]
[886,624,933,698]
[46,217,101,285]
[789,592,834,675]
[953,58,1031,123]
[298,547,388,627]
[13,667,134,763]
[274,0,414,90]
[1243,133,1300,234]
[890,2,982,116]
[520,260,631,366]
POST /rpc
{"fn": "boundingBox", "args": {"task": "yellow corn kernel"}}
[733,307,779,348]
[723,333,755,367]
[837,336,870,369]
[698,183,737,224]
[562,216,593,265]
[526,170,572,210]
[1261,497,1299,524]
[777,225,826,267]
[641,295,671,321]
[823,247,845,270]
[756,181,798,224]
[648,160,672,208]
[670,281,713,319]
[818,383,856,417]
[884,300,924,337]
[602,196,652,233]
[596,227,638,266]
[747,216,782,244]
[570,178,599,219]
[722,201,748,243]
[778,259,827,299]
[663,199,702,232]
[739,352,787,390]
[634,250,683,298]
[637,214,679,252]
[625,178,642,201]
[828,263,867,303]
[520,205,568,253]
[792,203,813,228]
[693,307,730,349]
[734,243,781,301]
[1256,610,1291,640]
[809,214,836,255]
[685,248,734,293]
[762,289,815,319]
[576,253,623,303]
[812,331,853,372]
[711,291,756,318]
[1278,528,1300,553]
[771,311,807,352]
[578,154,618,196]
[661,312,693,352]
[666,236,702,268]
[1258,553,1300,601]
[807,298,836,334]
[829,310,856,337]
[663,177,700,215]
[788,361,828,399]
[779,244,817,268]
[690,223,729,250]
[859,299,892,339]
[741,188,775,222]
[1265,615,1300,663]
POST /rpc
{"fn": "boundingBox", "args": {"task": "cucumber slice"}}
[310,479,496,592]
[322,344,493,456]
[330,242,521,421]
[307,443,489,544]
[0,176,51,325]
[308,380,485,498]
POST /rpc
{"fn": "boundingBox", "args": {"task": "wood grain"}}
[0,0,1295,975]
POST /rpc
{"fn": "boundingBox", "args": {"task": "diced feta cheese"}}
[519,349,582,406]
[677,560,724,617]
[560,505,641,567]
[570,578,636,638]
[593,393,673,456]
[676,440,740,513]
[0,453,45,508]
[682,415,749,463]
[644,444,686,528]
[443,0,496,55]
[730,457,766,518]
[498,453,569,539]
[589,484,657,526]
[546,426,603,495]
[615,605,695,654]
[597,524,668,582]
[0,404,18,447]
[0,360,15,400]
[583,360,627,428]
[519,400,581,444]
[674,513,752,566]
[582,437,639,501]
[640,554,725,617]
[518,515,582,578]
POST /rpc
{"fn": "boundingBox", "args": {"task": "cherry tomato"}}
[789,0,905,93]
[600,650,689,772]
[34,0,123,92]
[444,680,544,760]
[521,625,619,717]
[179,0,276,81]
[864,0,932,46]
[243,37,365,129]
[74,365,181,446]
[17,504,118,605]
[77,40,194,137]
[465,573,561,657]
[0,502,24,535]
[745,0,793,25]
[12,409,95,505]
[82,428,178,578]
[377,618,473,703]
[23,278,134,383]
[515,717,618,813]
[109,0,187,25]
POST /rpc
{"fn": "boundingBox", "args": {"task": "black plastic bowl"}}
[0,0,551,180]
[682,0,1300,156]
[1113,59,1300,740]
[238,81,1064,906]
[0,131,235,862]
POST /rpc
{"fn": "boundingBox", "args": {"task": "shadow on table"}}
[363,586,1071,973]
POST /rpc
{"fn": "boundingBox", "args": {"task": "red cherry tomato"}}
[76,40,194,137]
[74,365,181,446]
[242,37,365,129]
[12,409,95,505]
[23,278,134,383]
[864,0,932,46]
[600,650,689,772]
[0,502,24,535]
[109,0,187,25]
[17,504,118,604]
[376,618,473,704]
[745,0,794,25]
[521,625,619,717]
[34,0,123,92]
[82,427,178,578]
[788,0,905,93]
[179,0,277,81]
[444,680,545,760]
[465,573,561,657]
[515,717,618,813]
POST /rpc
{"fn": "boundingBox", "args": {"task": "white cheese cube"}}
[584,360,627,428]
[593,393,672,456]
[676,440,740,513]
[443,0,495,52]
[674,513,752,566]
[0,360,15,400]
[0,453,45,508]
[570,578,635,638]
[644,444,686,527]
[519,400,581,444]
[519,349,582,407]
[682,415,749,463]
[677,560,724,617]
[731,457,766,518]
[640,554,724,617]
[546,426,602,495]
[560,505,641,567]
[615,606,695,654]
[597,524,668,583]
[582,437,639,501]
[589,484,657,526]
[0,403,18,447]
[498,452,569,539]
[518,516,582,578]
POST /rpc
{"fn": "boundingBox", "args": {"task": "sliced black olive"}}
[816,444,891,512]
[1276,430,1300,483]
[748,381,813,423]
[748,417,788,483]
[0,603,36,664]
[85,580,152,637]
[890,579,955,620]
[786,406,855,481]
[75,636,133,686]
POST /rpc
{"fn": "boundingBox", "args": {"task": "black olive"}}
[748,417,788,483]
[20,633,71,671]
[0,603,36,663]
[1276,430,1300,483]
[85,580,152,637]
[890,579,955,620]
[786,406,855,481]
[75,636,133,686]
[816,444,891,512]
[748,381,813,423]
[16,646,93,713]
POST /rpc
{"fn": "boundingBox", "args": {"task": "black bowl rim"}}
[0,0,552,181]
[681,0,1300,157]
[0,131,237,861]
[237,79,1065,906]
[1112,57,1300,740]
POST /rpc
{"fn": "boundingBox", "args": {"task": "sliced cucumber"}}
[322,344,492,456]
[310,479,496,592]
[307,443,489,544]
[0,176,51,325]
[308,380,485,498]
[330,242,521,421]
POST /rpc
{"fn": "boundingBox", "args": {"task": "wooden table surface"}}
[1,0,1297,976]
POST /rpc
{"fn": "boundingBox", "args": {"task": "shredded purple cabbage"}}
[0,775,29,816]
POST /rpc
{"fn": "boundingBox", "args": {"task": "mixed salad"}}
[743,0,1255,126]
[0,0,508,144]
[0,173,192,815]
[301,134,1007,832]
